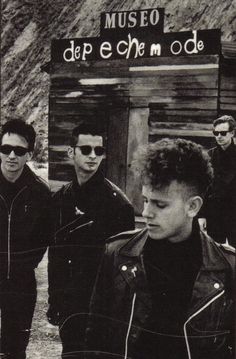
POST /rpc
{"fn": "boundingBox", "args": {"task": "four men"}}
[204,115,236,246]
[85,138,235,359]
[0,119,51,359]
[47,123,135,357]
[1,117,235,358]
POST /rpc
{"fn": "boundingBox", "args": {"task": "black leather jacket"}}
[0,165,51,284]
[48,171,135,321]
[208,141,236,200]
[201,141,236,246]
[86,227,235,359]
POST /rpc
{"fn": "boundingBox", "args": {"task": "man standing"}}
[0,119,51,359]
[205,115,236,246]
[86,138,235,359]
[47,123,135,358]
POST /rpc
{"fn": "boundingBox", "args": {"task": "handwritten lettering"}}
[171,30,205,55]
[150,43,162,56]
[100,41,112,59]
[117,34,145,59]
[55,29,219,62]
[63,40,93,62]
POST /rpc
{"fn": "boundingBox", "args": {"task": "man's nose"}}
[142,203,154,219]
[8,150,16,158]
[89,149,96,158]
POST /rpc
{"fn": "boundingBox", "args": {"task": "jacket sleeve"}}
[47,191,70,314]
[30,187,52,269]
[48,240,70,311]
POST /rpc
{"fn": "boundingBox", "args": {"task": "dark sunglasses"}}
[213,130,230,137]
[74,145,105,156]
[0,145,29,156]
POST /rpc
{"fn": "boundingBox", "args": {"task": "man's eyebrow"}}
[151,199,168,204]
[142,197,169,204]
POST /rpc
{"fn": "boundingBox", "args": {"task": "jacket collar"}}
[118,228,149,257]
[199,231,230,271]
[117,225,232,318]
[216,139,236,154]
[0,164,38,188]
[118,225,230,272]
[72,169,104,192]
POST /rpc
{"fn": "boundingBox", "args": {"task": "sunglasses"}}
[0,145,29,156]
[213,130,230,137]
[74,145,105,156]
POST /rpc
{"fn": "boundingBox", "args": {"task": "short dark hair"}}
[70,122,105,147]
[134,138,213,198]
[213,115,236,132]
[0,119,36,151]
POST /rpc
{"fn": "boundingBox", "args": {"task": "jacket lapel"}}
[189,231,230,314]
[117,229,152,312]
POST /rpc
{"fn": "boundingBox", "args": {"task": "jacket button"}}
[214,283,220,289]
[113,192,117,196]
[68,260,71,264]
[121,265,127,271]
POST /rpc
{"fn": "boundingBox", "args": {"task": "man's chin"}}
[84,166,98,174]
[85,166,97,171]
[6,165,19,172]
[147,229,164,241]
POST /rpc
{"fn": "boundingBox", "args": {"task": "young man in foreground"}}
[86,138,235,359]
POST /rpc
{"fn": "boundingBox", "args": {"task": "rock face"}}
[1,0,236,136]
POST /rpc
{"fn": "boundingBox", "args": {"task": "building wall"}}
[48,54,230,213]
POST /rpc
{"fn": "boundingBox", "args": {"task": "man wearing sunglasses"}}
[47,122,135,358]
[0,119,51,359]
[204,115,236,247]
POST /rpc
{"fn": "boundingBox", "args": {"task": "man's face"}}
[0,133,31,178]
[213,122,234,150]
[142,181,196,243]
[70,134,104,175]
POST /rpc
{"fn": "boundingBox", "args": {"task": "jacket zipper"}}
[54,215,90,238]
[69,220,93,233]
[124,266,137,359]
[183,289,225,359]
[0,187,27,279]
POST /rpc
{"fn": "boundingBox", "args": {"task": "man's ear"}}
[187,196,203,218]
[26,151,33,161]
[68,146,74,159]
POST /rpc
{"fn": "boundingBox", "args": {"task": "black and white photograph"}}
[1,1,235,358]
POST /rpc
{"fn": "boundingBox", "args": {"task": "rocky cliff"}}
[1,0,236,143]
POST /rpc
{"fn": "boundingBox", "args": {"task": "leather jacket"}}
[202,141,236,246]
[208,141,236,200]
[48,171,135,323]
[0,165,51,284]
[86,227,235,359]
